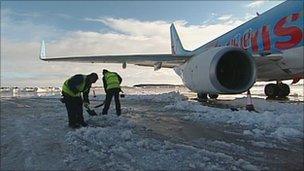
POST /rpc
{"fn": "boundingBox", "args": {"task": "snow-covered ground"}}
[1,86,303,170]
[164,95,303,142]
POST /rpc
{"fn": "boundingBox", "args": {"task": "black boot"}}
[116,110,121,116]
[80,122,88,127]
[69,123,80,129]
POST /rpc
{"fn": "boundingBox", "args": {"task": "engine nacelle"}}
[177,47,256,94]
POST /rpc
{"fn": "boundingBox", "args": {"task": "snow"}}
[271,127,304,140]
[163,94,304,142]
[250,141,278,149]
[64,115,258,170]
[123,91,187,102]
[1,87,303,170]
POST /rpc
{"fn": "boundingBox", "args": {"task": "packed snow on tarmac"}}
[65,115,258,170]
[1,86,303,170]
[164,95,303,142]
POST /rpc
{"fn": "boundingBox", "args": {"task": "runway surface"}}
[1,86,303,170]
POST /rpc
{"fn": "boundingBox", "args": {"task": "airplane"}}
[40,0,303,100]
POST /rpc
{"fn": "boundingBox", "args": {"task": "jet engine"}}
[178,47,256,94]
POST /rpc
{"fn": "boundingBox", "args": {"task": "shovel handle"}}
[94,103,104,108]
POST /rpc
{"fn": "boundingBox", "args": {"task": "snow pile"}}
[164,100,209,112]
[65,115,258,170]
[164,98,304,141]
[93,91,187,103]
[125,91,188,102]
[250,141,278,149]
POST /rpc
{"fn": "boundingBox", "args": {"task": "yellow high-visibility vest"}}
[62,75,88,97]
[105,72,120,90]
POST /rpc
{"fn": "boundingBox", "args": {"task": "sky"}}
[1,1,283,87]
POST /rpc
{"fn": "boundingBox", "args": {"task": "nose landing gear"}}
[264,82,290,99]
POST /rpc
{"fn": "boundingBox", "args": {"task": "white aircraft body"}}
[40,1,303,99]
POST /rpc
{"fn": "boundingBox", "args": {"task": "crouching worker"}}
[102,69,122,116]
[61,73,98,128]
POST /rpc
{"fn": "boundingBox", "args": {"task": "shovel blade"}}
[86,109,98,116]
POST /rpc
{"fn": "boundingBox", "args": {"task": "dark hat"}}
[102,69,109,75]
[88,73,98,83]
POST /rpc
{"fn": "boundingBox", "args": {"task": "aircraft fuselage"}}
[189,0,303,82]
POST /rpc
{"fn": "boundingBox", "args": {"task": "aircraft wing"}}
[40,54,190,68]
[252,53,292,81]
[252,53,283,66]
[39,41,191,68]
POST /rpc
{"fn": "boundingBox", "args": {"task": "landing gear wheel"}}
[277,83,290,98]
[208,94,219,99]
[198,93,208,101]
[265,83,279,98]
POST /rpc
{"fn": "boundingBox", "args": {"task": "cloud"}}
[217,15,233,21]
[1,8,42,18]
[1,38,181,87]
[84,17,244,51]
[2,9,248,87]
[1,9,65,42]
[246,1,265,8]
[86,17,171,37]
[53,13,73,20]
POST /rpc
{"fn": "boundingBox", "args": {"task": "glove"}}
[60,96,66,103]
[83,102,90,109]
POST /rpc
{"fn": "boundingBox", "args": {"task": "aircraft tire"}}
[277,83,290,98]
[208,94,219,99]
[265,83,279,98]
[198,93,208,101]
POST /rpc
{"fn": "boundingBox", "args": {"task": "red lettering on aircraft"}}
[225,12,302,53]
[234,38,239,47]
[229,38,239,47]
[241,32,250,50]
[262,25,271,52]
[291,13,299,21]
[274,13,303,50]
[250,30,259,53]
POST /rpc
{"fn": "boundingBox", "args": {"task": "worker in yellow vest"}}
[62,73,98,128]
[102,69,122,116]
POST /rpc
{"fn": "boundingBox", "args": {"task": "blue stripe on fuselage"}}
[194,1,303,55]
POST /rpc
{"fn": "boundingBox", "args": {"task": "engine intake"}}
[211,48,256,93]
[178,47,256,94]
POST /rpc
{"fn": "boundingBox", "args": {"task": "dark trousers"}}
[63,94,84,126]
[102,88,121,115]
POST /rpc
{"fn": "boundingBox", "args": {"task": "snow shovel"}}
[94,95,123,108]
[85,106,98,116]
[94,102,104,108]
[120,89,125,98]
[94,89,124,108]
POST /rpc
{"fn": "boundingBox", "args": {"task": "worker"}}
[101,69,122,116]
[61,73,98,128]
